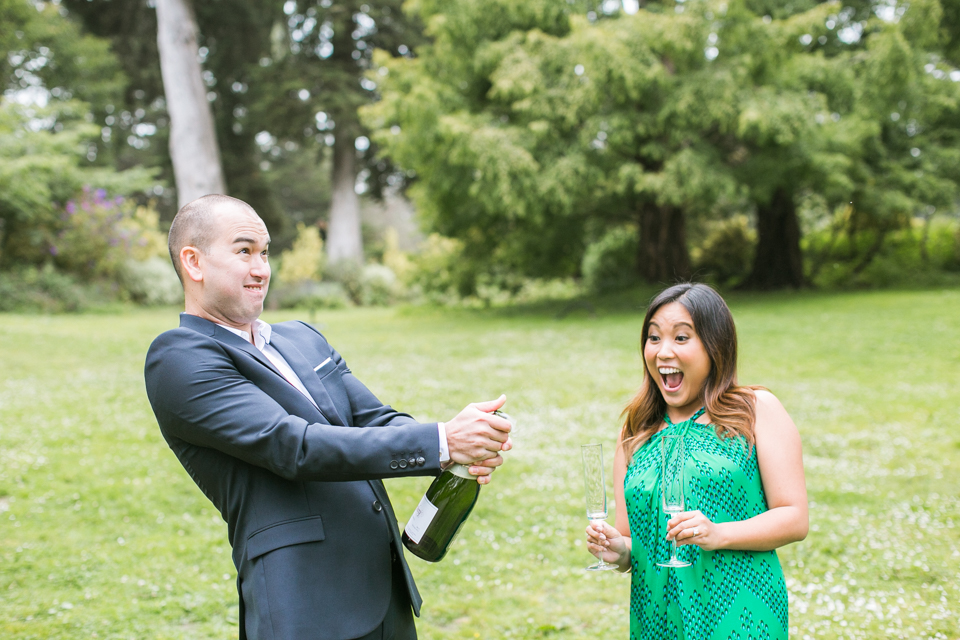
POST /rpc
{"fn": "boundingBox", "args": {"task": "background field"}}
[2,289,959,639]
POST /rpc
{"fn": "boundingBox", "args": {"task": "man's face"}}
[195,205,271,330]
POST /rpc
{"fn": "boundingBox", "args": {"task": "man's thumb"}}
[474,394,506,413]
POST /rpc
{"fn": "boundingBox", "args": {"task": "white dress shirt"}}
[218,319,449,462]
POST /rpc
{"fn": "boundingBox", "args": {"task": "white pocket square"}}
[313,357,332,372]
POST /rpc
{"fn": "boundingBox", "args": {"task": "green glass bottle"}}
[401,462,480,562]
[402,410,512,562]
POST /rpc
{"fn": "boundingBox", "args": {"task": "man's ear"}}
[180,246,204,283]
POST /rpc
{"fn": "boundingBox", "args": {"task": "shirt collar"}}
[217,319,272,350]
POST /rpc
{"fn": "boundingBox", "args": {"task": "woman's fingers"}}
[666,510,712,547]
[665,510,697,540]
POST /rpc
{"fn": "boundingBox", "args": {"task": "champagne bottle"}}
[401,462,480,562]
[402,410,512,562]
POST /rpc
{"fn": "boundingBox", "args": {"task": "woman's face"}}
[644,302,711,418]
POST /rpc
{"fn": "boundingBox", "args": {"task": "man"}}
[144,194,512,640]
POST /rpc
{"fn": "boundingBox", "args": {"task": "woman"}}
[587,283,808,640]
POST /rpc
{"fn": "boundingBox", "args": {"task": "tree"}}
[0,0,157,268]
[250,0,427,265]
[0,98,154,269]
[368,0,960,290]
[364,1,729,286]
[155,0,225,206]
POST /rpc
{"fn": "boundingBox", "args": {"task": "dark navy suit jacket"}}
[144,314,440,640]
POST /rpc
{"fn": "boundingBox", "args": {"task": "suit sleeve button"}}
[373,500,383,513]
[408,457,417,467]
[398,459,407,469]
[390,461,399,470]
[416,456,426,466]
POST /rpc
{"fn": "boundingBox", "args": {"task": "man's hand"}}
[444,395,512,467]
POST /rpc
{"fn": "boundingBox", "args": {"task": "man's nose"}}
[250,256,270,278]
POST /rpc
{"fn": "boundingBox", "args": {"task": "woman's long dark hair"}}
[620,283,763,459]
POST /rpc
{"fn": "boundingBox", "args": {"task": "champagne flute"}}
[656,434,691,568]
[581,443,618,571]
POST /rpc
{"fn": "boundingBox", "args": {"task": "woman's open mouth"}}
[659,367,683,392]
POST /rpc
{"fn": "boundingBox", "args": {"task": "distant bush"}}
[809,217,960,288]
[52,188,167,281]
[272,281,350,310]
[382,228,415,286]
[325,259,364,304]
[691,215,755,287]
[406,234,474,302]
[119,257,182,306]
[360,264,399,306]
[0,265,90,313]
[581,225,638,293]
[277,223,324,284]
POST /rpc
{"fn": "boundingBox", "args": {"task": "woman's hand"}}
[586,521,631,570]
[667,510,724,552]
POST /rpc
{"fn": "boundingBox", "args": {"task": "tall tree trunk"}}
[156,0,225,208]
[327,131,363,264]
[636,202,691,283]
[742,187,804,289]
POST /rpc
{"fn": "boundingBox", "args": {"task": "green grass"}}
[2,289,959,639]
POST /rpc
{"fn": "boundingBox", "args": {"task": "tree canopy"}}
[364,0,960,289]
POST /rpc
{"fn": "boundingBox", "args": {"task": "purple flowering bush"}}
[52,186,167,280]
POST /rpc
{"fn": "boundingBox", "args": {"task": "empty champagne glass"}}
[657,434,691,568]
[581,443,618,571]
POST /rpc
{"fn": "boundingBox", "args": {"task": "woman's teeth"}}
[659,367,683,390]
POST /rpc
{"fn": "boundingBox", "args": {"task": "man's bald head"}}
[168,194,258,283]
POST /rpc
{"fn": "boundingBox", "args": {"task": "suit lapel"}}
[180,314,286,381]
[268,332,346,426]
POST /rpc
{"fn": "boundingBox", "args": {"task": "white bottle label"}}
[404,494,439,544]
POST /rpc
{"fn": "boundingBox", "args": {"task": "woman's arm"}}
[586,434,633,571]
[672,389,808,551]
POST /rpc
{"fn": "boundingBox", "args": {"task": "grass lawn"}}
[1,288,958,639]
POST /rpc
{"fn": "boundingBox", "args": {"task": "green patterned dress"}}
[624,408,788,640]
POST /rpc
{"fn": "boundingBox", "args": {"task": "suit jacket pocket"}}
[245,515,325,561]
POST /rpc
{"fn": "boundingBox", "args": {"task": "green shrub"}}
[277,223,324,284]
[691,215,755,287]
[0,265,88,312]
[360,264,399,306]
[808,217,960,288]
[325,259,364,304]
[52,189,167,281]
[271,281,350,310]
[407,234,476,302]
[119,257,182,306]
[581,225,638,293]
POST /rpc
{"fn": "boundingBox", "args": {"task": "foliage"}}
[381,227,415,284]
[364,0,960,289]
[51,187,167,281]
[325,257,365,303]
[0,264,87,312]
[276,222,325,285]
[3,291,960,637]
[807,215,960,288]
[271,280,351,310]
[360,263,400,306]
[581,225,638,294]
[0,98,157,270]
[691,215,756,287]
[118,257,182,307]
[405,233,473,301]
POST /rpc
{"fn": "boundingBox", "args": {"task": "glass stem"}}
[671,537,679,562]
